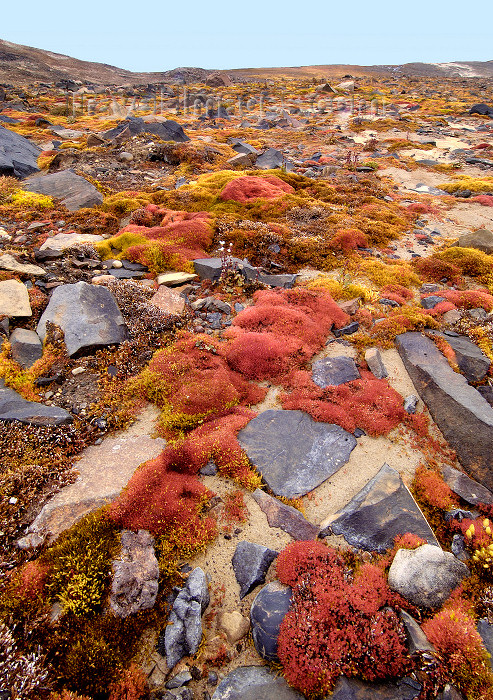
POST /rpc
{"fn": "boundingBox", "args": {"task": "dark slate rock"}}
[9,328,42,368]
[108,268,145,279]
[477,619,493,665]
[24,169,103,211]
[442,465,493,506]
[252,489,320,540]
[312,356,360,387]
[478,385,493,407]
[164,567,209,670]
[242,264,297,289]
[166,671,193,689]
[470,103,493,117]
[328,676,421,700]
[211,666,304,700]
[193,257,297,288]
[451,533,468,561]
[432,332,491,382]
[238,410,356,498]
[399,610,436,654]
[37,281,128,357]
[255,148,285,169]
[232,541,278,598]
[0,378,72,426]
[229,139,259,156]
[421,295,446,309]
[328,463,439,553]
[0,124,40,178]
[194,257,242,281]
[396,332,493,490]
[332,321,359,337]
[250,582,291,661]
[102,116,189,142]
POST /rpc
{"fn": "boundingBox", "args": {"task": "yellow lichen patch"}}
[360,259,422,289]
[438,176,493,194]
[100,191,152,216]
[9,190,54,210]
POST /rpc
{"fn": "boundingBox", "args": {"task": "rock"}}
[229,139,259,156]
[219,611,250,644]
[150,286,185,315]
[211,666,304,700]
[404,395,419,413]
[252,489,320,540]
[37,281,128,356]
[241,265,297,289]
[396,332,493,490]
[337,298,360,315]
[388,544,469,608]
[24,169,103,211]
[164,567,209,669]
[477,619,493,664]
[232,541,278,598]
[9,328,42,368]
[332,321,359,337]
[238,409,357,498]
[110,529,159,617]
[437,686,466,700]
[364,348,388,379]
[193,257,243,282]
[39,232,104,251]
[156,271,198,286]
[227,153,256,168]
[166,671,193,689]
[0,378,72,427]
[25,434,165,543]
[250,582,291,661]
[0,254,46,276]
[399,610,436,654]
[0,279,32,317]
[434,332,491,382]
[470,103,493,117]
[457,229,493,254]
[0,124,40,178]
[103,116,189,143]
[421,295,446,309]
[329,676,421,699]
[255,148,285,170]
[443,309,462,325]
[326,463,439,552]
[441,465,493,506]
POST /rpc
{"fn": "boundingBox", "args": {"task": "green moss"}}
[95,230,148,260]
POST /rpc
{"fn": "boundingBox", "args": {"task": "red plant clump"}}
[224,288,349,382]
[276,541,411,696]
[407,202,437,215]
[413,257,462,285]
[219,175,294,203]
[137,333,265,433]
[442,289,493,312]
[422,600,493,697]
[472,195,493,207]
[381,284,414,303]
[412,464,460,511]
[280,369,406,436]
[14,560,49,600]
[108,663,148,700]
[330,228,368,252]
[427,300,456,315]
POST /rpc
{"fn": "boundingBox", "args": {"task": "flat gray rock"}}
[252,489,320,540]
[457,229,493,254]
[312,356,360,387]
[396,332,493,491]
[255,148,285,169]
[37,281,128,356]
[212,666,304,700]
[365,347,388,379]
[24,169,103,211]
[39,232,104,251]
[0,378,71,427]
[327,463,439,553]
[399,610,436,654]
[328,676,421,700]
[110,529,159,618]
[441,465,493,506]
[388,544,469,608]
[10,328,42,368]
[0,124,40,178]
[0,279,32,317]
[250,582,291,662]
[0,253,45,276]
[238,410,356,498]
[433,332,491,383]
[232,541,278,599]
[477,619,493,665]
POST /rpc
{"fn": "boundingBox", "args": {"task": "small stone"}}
[421,295,446,309]
[9,328,42,368]
[0,253,46,276]
[156,271,198,287]
[312,356,360,387]
[365,347,388,379]
[71,366,85,375]
[250,582,291,661]
[232,541,278,598]
[110,529,159,618]
[112,259,123,268]
[151,286,185,315]
[252,489,320,540]
[0,279,32,317]
[399,610,436,654]
[404,395,419,413]
[219,611,250,644]
[40,232,104,252]
[166,671,193,689]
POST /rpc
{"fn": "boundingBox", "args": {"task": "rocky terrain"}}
[1,50,493,700]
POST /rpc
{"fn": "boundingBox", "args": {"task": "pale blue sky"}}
[2,0,492,72]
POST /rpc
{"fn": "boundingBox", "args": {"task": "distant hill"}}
[0,38,492,86]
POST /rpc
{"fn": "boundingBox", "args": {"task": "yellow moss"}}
[436,246,493,287]
[95,230,148,260]
[9,190,54,210]
[360,259,421,289]
[101,191,152,216]
[305,274,379,302]
[438,176,493,194]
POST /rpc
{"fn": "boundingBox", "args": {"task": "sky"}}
[2,0,493,72]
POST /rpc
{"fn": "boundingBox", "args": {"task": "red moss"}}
[472,195,493,207]
[280,369,406,436]
[108,663,147,700]
[412,464,460,511]
[219,175,294,203]
[442,289,493,312]
[330,228,368,252]
[413,257,462,285]
[380,284,414,302]
[276,541,411,696]
[15,560,49,600]
[406,202,437,214]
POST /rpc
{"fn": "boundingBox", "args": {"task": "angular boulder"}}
[250,582,291,661]
[0,124,40,178]
[110,529,159,617]
[329,676,422,699]
[232,541,278,598]
[312,356,360,387]
[388,544,469,608]
[441,464,493,507]
[0,378,72,427]
[164,567,209,669]
[212,666,304,700]
[102,116,189,143]
[0,279,32,317]
[37,281,128,356]
[326,463,439,553]
[396,332,493,490]
[252,489,320,540]
[438,332,491,383]
[24,169,103,211]
[457,229,493,254]
[238,410,357,498]
[9,328,42,368]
